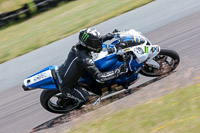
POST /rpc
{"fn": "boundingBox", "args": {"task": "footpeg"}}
[93,97,101,105]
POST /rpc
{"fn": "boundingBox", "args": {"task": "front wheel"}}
[140,48,180,77]
[40,90,82,114]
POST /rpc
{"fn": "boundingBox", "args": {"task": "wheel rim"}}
[47,93,80,113]
[154,55,176,74]
[141,55,177,76]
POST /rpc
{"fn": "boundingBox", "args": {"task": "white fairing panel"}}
[146,45,161,68]
[147,45,160,60]
[133,46,148,64]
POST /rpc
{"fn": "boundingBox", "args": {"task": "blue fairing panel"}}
[25,65,59,90]
[95,54,122,71]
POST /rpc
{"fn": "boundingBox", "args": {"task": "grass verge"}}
[69,83,200,133]
[0,0,31,13]
[0,0,153,64]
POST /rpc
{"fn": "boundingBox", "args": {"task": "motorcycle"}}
[22,29,180,114]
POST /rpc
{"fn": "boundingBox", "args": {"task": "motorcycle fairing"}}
[95,54,122,71]
[23,65,58,90]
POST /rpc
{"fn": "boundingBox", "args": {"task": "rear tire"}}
[40,89,82,114]
[140,48,180,77]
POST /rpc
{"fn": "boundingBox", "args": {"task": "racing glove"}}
[112,29,120,33]
[102,29,120,42]
[102,33,114,42]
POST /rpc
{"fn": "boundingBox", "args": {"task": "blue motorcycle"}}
[22,29,180,114]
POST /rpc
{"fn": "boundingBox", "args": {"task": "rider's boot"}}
[65,87,90,105]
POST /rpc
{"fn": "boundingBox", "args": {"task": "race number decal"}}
[134,47,144,55]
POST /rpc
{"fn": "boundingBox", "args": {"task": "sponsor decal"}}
[132,36,140,44]
[33,72,47,82]
[81,32,89,42]
[151,47,156,52]
[133,36,136,42]
[145,46,149,53]
[151,46,160,53]
[124,48,130,51]
[134,47,144,55]
[101,76,115,81]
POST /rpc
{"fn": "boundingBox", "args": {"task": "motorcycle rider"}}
[55,28,127,105]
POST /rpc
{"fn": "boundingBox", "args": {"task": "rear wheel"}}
[140,48,180,77]
[40,90,82,114]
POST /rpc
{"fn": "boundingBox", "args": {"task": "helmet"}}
[79,28,102,53]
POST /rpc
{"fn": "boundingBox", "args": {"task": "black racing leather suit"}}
[55,34,122,103]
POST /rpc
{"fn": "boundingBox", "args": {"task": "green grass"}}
[0,0,153,64]
[0,0,31,13]
[69,83,200,133]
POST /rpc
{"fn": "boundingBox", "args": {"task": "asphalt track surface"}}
[0,0,200,132]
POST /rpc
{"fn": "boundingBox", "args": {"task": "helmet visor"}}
[88,38,103,52]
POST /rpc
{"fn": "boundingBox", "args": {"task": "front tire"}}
[140,48,180,77]
[40,89,82,114]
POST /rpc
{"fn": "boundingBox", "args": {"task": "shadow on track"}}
[31,75,168,133]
